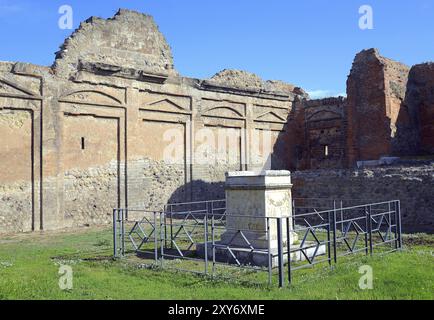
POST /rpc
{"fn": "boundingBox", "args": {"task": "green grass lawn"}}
[0,227,432,300]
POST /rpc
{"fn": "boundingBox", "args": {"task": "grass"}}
[0,227,433,300]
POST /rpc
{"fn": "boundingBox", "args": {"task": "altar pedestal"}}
[220,170,298,250]
[198,171,326,266]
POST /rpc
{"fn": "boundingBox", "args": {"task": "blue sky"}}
[0,0,433,98]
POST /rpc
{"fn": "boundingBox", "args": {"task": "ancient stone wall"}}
[0,10,305,234]
[291,48,433,171]
[53,10,177,79]
[300,97,346,169]
[385,55,417,156]
[345,49,412,167]
[405,63,434,154]
[1,9,433,234]
[292,165,434,233]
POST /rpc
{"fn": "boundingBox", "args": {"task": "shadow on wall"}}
[167,179,226,205]
[166,147,281,206]
[268,100,305,172]
[271,122,298,171]
[392,99,420,156]
[398,64,434,157]
[380,74,434,158]
[269,96,348,171]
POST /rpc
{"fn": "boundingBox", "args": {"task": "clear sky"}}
[0,0,433,98]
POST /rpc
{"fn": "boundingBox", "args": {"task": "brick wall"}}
[405,63,434,154]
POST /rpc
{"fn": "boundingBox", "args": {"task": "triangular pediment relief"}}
[60,90,122,105]
[0,78,35,96]
[145,98,187,113]
[255,111,287,123]
[203,106,244,118]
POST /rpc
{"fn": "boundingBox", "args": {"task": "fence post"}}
[204,211,208,275]
[164,209,168,249]
[169,205,174,250]
[211,214,215,278]
[388,202,392,242]
[367,205,373,256]
[364,207,369,256]
[340,200,344,233]
[113,209,118,258]
[332,206,337,263]
[277,218,284,288]
[397,200,403,249]
[286,217,292,284]
[393,201,399,250]
[121,209,125,256]
[327,210,332,266]
[267,217,272,286]
[154,212,158,264]
[160,212,165,268]
[118,210,121,256]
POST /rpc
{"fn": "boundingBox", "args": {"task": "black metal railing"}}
[113,199,402,287]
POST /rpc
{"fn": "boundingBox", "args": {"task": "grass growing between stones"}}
[0,227,432,300]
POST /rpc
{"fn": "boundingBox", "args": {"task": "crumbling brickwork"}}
[288,48,433,171]
[53,10,177,79]
[300,97,346,169]
[345,49,413,166]
[405,63,434,154]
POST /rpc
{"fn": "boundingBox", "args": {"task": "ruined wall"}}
[301,97,346,169]
[385,56,417,156]
[1,9,433,234]
[346,49,411,167]
[53,10,176,79]
[0,9,306,234]
[292,165,434,233]
[405,63,434,154]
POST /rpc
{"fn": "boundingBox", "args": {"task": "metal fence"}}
[113,198,402,287]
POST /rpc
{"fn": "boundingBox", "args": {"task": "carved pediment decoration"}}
[202,106,244,119]
[60,90,122,105]
[255,111,287,123]
[0,77,36,96]
[144,98,188,113]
